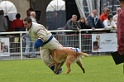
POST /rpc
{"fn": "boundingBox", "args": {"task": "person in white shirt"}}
[103,14,117,30]
[30,11,37,22]
[113,7,121,24]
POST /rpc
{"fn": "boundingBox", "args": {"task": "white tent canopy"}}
[46,0,65,12]
[0,1,17,20]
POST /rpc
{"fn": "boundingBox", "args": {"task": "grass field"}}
[0,56,123,82]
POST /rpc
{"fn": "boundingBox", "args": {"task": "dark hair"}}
[26,8,34,17]
[24,17,32,23]
[28,8,34,11]
[79,17,88,24]
[16,13,21,19]
[108,14,113,20]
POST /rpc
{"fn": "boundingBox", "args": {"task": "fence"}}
[0,29,117,60]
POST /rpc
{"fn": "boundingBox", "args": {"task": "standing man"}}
[117,0,124,54]
[24,11,37,58]
[23,17,64,74]
[30,11,37,22]
[0,10,8,32]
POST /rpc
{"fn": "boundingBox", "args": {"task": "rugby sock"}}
[50,65,63,74]
[50,65,54,71]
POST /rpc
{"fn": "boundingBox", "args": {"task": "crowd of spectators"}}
[0,7,121,33]
[65,7,121,32]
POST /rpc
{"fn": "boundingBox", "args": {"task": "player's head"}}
[23,17,32,29]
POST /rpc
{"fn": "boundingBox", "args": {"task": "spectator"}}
[30,11,37,22]
[100,7,111,22]
[24,9,36,58]
[10,13,25,31]
[26,8,34,17]
[87,9,105,30]
[103,14,117,30]
[5,15,12,31]
[65,15,81,34]
[78,17,90,29]
[10,13,24,53]
[0,10,8,32]
[113,7,122,24]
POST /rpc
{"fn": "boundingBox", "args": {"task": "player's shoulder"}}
[32,22,44,28]
[32,22,40,26]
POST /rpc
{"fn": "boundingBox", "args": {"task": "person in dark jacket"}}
[65,15,81,34]
[0,10,8,32]
[78,17,90,29]
[87,9,106,30]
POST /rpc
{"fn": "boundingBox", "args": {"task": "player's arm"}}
[34,26,47,48]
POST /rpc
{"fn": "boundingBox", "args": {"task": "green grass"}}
[0,56,123,82]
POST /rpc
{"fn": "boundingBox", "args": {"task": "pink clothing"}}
[117,8,124,53]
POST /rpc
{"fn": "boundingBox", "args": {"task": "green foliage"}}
[0,56,123,82]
